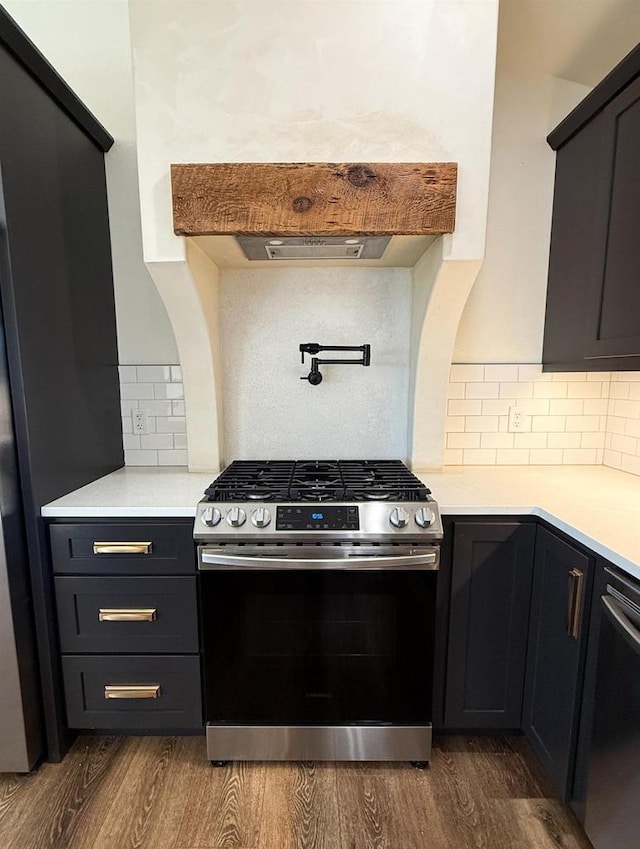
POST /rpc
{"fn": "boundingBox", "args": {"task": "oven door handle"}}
[199,551,439,570]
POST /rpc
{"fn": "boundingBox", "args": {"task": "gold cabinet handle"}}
[93,541,153,555]
[104,685,161,700]
[568,568,585,639]
[98,608,157,622]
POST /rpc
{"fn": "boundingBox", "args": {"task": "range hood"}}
[235,235,392,261]
[171,162,457,268]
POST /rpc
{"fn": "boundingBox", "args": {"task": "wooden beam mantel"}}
[171,162,457,237]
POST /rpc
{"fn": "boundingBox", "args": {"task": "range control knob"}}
[251,507,271,528]
[201,506,221,527]
[389,507,410,529]
[415,507,435,529]
[226,507,247,527]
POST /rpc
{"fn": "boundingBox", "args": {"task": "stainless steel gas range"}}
[194,460,442,764]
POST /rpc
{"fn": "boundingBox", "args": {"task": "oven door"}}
[198,545,438,726]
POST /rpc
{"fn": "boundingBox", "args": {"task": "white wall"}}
[452,61,590,362]
[219,267,411,461]
[3,0,178,364]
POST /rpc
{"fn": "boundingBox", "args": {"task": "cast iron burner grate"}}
[204,460,430,503]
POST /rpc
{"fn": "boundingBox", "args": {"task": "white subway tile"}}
[596,449,604,464]
[172,400,186,416]
[448,433,481,449]
[123,434,140,450]
[138,399,172,417]
[173,433,188,449]
[532,415,566,432]
[158,449,188,466]
[517,399,550,415]
[518,364,544,381]
[154,382,184,400]
[120,383,154,400]
[565,415,601,432]
[447,382,466,399]
[605,433,613,449]
[498,416,509,433]
[529,449,564,465]
[587,371,610,381]
[481,399,513,416]
[445,416,465,433]
[601,381,610,399]
[548,433,582,449]
[581,432,606,449]
[534,382,568,399]
[623,372,640,381]
[610,382,630,399]
[118,365,137,383]
[481,433,514,449]
[141,434,174,449]
[549,399,583,416]
[448,399,482,416]
[156,416,187,434]
[628,384,640,401]
[625,419,640,439]
[124,449,157,466]
[484,364,518,382]
[613,399,640,418]
[443,449,464,465]
[465,382,500,399]
[120,400,138,415]
[568,381,603,399]
[583,399,608,416]
[607,416,627,435]
[121,415,132,434]
[515,433,548,449]
[146,417,157,434]
[171,365,183,382]
[611,433,637,455]
[496,448,530,465]
[450,364,485,382]
[620,455,640,476]
[499,382,534,399]
[463,448,496,465]
[563,448,598,464]
[137,365,172,382]
[603,450,623,469]
[465,416,499,433]
[553,372,584,381]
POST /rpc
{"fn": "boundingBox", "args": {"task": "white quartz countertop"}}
[41,464,640,582]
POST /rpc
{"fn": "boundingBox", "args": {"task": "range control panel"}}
[276,505,359,531]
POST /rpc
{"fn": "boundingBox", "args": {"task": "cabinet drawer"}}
[50,522,195,575]
[55,576,198,653]
[62,655,202,729]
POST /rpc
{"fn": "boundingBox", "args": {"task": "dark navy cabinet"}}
[444,522,536,729]
[522,527,594,799]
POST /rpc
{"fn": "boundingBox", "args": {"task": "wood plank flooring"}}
[0,735,593,849]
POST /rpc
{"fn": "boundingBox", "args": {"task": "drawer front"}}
[50,522,195,575]
[55,576,198,653]
[62,655,202,729]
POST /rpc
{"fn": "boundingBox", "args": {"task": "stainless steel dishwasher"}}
[584,566,640,849]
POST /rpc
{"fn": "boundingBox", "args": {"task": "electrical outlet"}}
[508,406,530,432]
[133,410,148,434]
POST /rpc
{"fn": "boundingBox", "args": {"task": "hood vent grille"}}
[236,235,391,261]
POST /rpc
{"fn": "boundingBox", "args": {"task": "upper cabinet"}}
[543,44,640,371]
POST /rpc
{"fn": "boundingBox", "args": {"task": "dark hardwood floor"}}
[0,735,592,849]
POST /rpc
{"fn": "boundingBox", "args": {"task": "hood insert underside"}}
[236,235,391,261]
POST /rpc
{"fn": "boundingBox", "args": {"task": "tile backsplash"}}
[119,365,187,465]
[445,364,640,477]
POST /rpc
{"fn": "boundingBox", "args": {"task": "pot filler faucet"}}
[299,342,371,385]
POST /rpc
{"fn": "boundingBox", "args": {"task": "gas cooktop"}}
[195,460,442,542]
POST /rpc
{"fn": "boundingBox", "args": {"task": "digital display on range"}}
[276,505,359,531]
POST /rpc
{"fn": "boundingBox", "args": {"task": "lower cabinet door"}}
[523,527,593,799]
[445,522,536,729]
[62,655,202,730]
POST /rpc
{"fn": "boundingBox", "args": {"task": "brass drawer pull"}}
[104,684,161,700]
[93,541,153,555]
[568,568,585,639]
[98,608,157,622]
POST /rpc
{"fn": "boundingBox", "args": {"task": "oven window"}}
[199,570,436,724]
